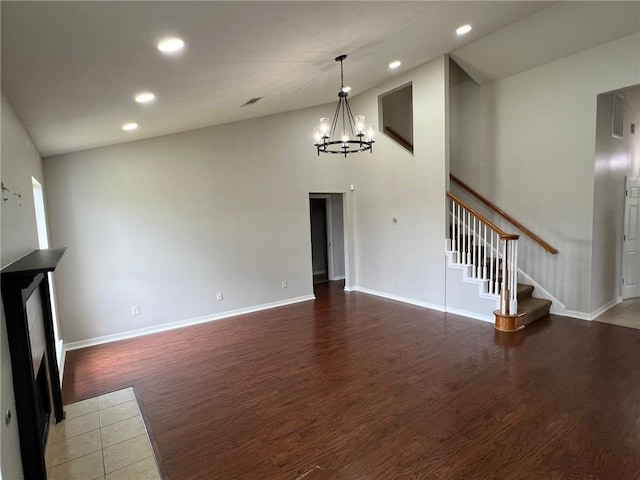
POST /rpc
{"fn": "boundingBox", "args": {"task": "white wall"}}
[44,105,352,344]
[449,33,640,314]
[43,55,450,346]
[350,56,448,307]
[1,91,45,480]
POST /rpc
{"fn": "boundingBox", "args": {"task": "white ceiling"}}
[1,1,638,157]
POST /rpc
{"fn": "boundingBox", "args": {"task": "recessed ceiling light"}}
[389,60,402,70]
[122,123,138,131]
[341,86,352,93]
[456,24,472,35]
[157,37,184,53]
[135,92,155,103]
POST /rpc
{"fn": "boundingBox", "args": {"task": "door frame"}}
[31,177,64,375]
[622,176,640,299]
[309,192,348,284]
[310,194,334,280]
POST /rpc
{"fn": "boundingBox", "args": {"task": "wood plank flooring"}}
[63,282,640,479]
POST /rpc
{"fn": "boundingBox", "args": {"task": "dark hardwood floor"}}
[63,282,640,479]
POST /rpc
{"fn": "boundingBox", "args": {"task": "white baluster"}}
[451,202,456,253]
[472,216,477,278]
[456,203,461,263]
[461,207,466,264]
[482,223,487,280]
[478,220,483,279]
[466,210,472,264]
[490,231,495,294]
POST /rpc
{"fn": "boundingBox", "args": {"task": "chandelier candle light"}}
[314,55,375,157]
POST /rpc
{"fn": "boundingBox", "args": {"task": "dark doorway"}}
[310,198,329,284]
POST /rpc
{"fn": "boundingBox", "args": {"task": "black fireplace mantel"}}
[2,247,67,480]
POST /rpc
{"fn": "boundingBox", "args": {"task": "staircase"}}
[446,191,552,332]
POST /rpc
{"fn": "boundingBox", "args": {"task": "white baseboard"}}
[563,296,623,321]
[350,286,445,312]
[562,310,592,320]
[64,294,316,351]
[591,296,623,319]
[445,306,494,324]
[330,275,345,281]
[353,285,494,324]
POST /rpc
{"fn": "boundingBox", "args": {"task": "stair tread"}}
[517,283,534,300]
[518,296,551,325]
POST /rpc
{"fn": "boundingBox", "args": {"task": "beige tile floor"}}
[46,387,161,480]
[594,297,640,330]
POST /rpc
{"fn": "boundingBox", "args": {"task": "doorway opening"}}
[309,193,346,290]
[592,85,639,306]
[32,177,63,374]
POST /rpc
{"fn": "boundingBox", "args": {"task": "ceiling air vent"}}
[612,93,624,138]
[243,97,262,106]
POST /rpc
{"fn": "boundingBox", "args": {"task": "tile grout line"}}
[99,394,107,480]
[101,418,107,480]
[50,388,159,480]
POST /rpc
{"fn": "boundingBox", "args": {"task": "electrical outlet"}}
[282,280,287,289]
[131,305,140,316]
[216,292,223,301]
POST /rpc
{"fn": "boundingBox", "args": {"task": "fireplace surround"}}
[2,248,66,479]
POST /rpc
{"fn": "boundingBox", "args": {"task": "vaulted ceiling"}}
[2,1,638,157]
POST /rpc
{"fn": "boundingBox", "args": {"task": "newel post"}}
[501,238,511,316]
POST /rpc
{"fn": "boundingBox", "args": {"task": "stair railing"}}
[447,192,520,316]
[384,126,414,153]
[450,174,558,254]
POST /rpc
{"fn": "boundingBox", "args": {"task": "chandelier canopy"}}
[313,55,375,157]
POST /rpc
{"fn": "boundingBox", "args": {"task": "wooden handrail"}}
[384,126,414,153]
[450,174,558,254]
[447,192,519,241]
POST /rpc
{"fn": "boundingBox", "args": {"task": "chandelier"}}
[313,54,375,157]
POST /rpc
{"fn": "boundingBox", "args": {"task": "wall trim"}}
[562,310,592,320]
[64,294,316,351]
[350,286,446,312]
[590,296,623,319]
[444,306,494,324]
[517,269,565,314]
[445,250,499,301]
[563,296,623,321]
